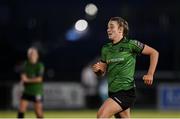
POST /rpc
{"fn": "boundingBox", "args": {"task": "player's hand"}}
[21,77,28,83]
[92,62,106,75]
[143,74,153,86]
[21,74,29,83]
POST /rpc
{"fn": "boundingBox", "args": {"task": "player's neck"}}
[112,35,123,44]
[29,60,38,64]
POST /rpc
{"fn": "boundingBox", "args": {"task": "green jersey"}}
[101,38,144,92]
[22,61,45,96]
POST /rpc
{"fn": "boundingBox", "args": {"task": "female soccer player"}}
[92,17,159,118]
[17,47,45,119]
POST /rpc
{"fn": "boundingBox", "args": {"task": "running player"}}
[17,47,45,119]
[92,17,159,118]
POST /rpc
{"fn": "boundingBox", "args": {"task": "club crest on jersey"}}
[118,47,129,52]
[119,47,124,52]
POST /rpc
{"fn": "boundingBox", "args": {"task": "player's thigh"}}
[97,98,122,118]
[19,99,29,112]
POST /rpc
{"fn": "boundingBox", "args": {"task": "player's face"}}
[107,20,123,41]
[28,49,39,64]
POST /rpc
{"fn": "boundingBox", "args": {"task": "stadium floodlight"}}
[75,19,88,32]
[85,3,98,16]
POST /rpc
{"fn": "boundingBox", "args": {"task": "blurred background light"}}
[66,21,89,42]
[85,3,98,16]
[65,28,81,41]
[75,19,88,32]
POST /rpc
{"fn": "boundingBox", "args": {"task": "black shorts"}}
[109,88,136,111]
[21,93,43,102]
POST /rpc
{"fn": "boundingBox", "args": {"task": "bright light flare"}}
[85,3,98,16]
[75,19,88,32]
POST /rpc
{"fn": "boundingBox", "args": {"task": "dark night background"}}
[0,0,180,110]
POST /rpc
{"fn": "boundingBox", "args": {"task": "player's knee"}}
[97,109,109,118]
[19,107,27,112]
[97,109,103,118]
[120,110,130,118]
[120,113,130,118]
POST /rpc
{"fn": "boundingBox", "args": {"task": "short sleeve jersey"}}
[22,61,45,96]
[101,38,144,92]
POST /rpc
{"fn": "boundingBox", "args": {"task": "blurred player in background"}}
[17,47,45,119]
[92,17,159,118]
[81,57,108,108]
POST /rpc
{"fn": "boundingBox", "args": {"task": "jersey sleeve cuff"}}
[140,44,145,54]
[100,59,106,63]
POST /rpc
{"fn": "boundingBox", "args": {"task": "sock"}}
[17,112,24,119]
[37,115,43,119]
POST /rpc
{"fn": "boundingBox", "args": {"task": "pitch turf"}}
[0,109,180,118]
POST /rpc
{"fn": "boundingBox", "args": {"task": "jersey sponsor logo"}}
[106,58,124,64]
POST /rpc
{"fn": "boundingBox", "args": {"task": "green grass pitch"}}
[0,109,180,118]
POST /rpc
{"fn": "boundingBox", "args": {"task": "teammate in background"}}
[92,17,159,118]
[81,57,108,108]
[17,47,45,119]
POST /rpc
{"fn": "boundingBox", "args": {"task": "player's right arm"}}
[21,74,43,83]
[20,63,44,83]
[92,45,108,76]
[92,61,107,76]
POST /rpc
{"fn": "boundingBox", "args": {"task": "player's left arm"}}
[141,44,159,85]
